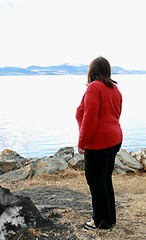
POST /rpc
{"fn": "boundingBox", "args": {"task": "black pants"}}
[84,142,122,229]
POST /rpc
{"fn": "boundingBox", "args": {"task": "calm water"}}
[0,74,146,158]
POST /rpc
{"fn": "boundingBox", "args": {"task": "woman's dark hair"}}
[87,56,117,88]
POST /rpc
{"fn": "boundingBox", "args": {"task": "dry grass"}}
[0,170,146,240]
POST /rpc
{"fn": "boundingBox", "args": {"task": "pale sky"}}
[0,0,146,69]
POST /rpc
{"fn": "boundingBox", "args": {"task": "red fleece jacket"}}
[76,80,123,149]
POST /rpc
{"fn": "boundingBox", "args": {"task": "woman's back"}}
[76,80,123,149]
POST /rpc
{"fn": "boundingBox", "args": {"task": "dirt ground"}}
[0,170,146,240]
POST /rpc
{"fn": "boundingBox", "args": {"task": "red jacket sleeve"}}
[77,84,100,149]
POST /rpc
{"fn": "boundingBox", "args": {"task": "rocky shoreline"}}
[0,147,145,182]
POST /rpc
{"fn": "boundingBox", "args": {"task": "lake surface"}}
[0,74,146,158]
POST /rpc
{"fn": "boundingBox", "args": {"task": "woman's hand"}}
[78,147,85,155]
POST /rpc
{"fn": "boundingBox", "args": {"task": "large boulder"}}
[0,186,54,239]
[116,148,143,173]
[68,153,84,170]
[0,165,32,181]
[130,148,146,171]
[54,147,74,161]
[34,156,68,176]
[0,149,27,175]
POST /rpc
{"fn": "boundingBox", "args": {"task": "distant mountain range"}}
[0,64,146,76]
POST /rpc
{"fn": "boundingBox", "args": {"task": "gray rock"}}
[114,157,126,174]
[0,165,31,181]
[54,146,74,162]
[138,148,146,171]
[0,186,54,239]
[68,153,84,170]
[116,148,143,173]
[0,160,18,175]
[0,149,28,175]
[34,156,68,176]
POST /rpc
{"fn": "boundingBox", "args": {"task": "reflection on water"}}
[0,74,146,158]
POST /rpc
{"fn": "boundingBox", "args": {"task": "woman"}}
[76,56,123,230]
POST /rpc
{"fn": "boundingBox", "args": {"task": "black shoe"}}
[98,222,114,230]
